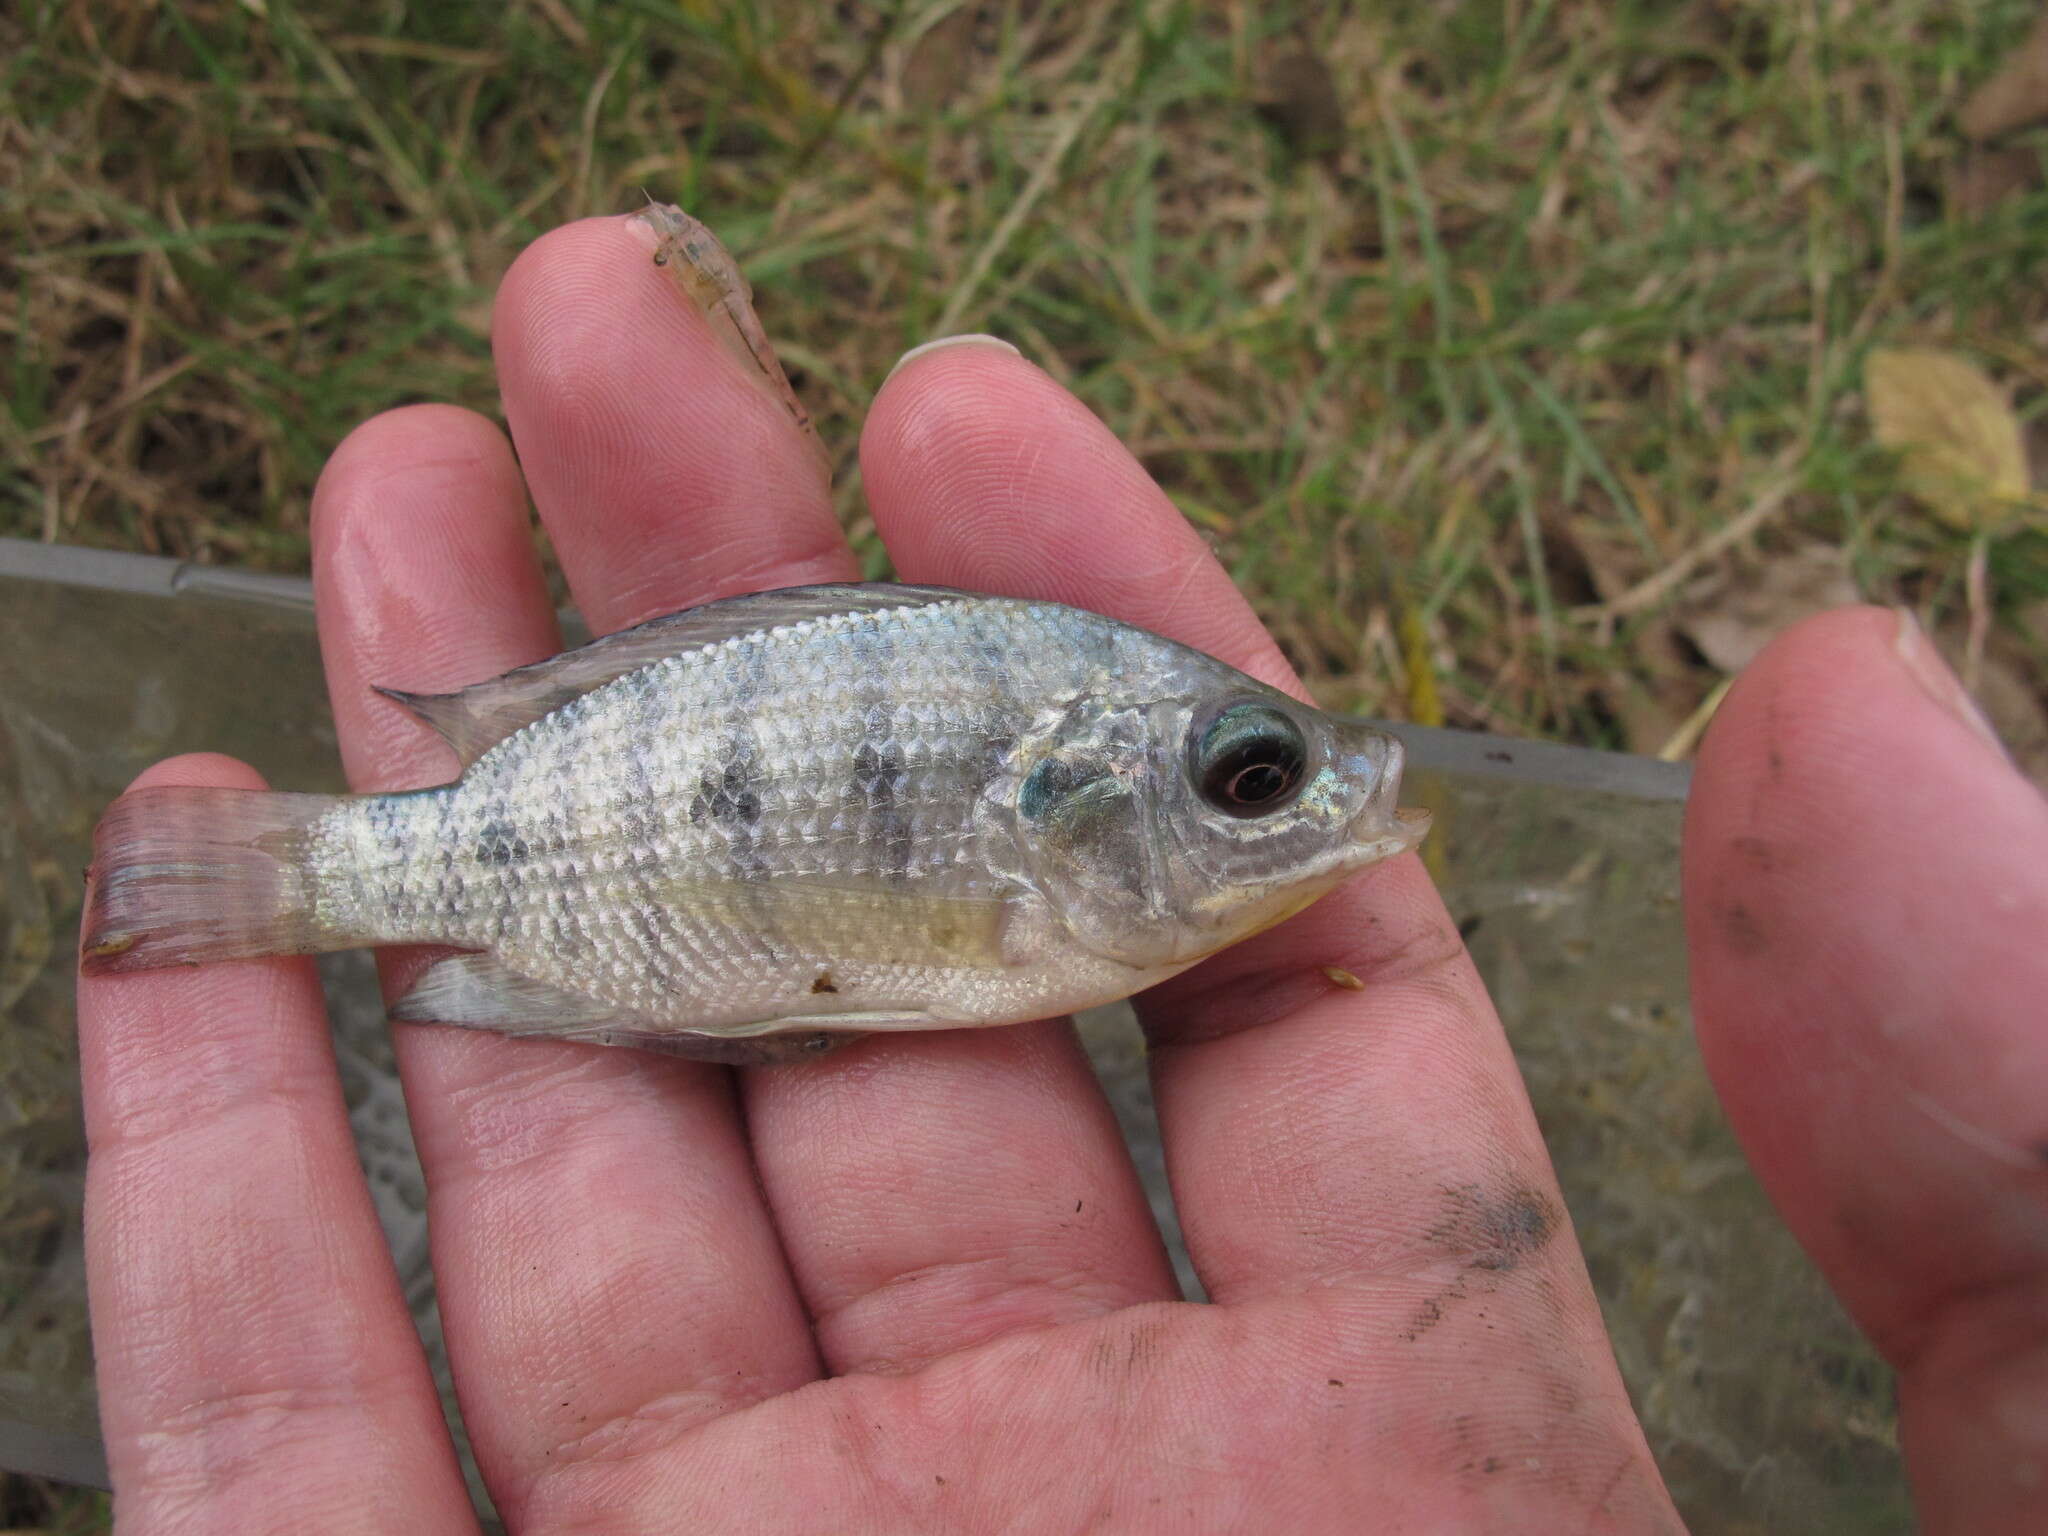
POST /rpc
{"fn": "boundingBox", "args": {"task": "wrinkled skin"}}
[78,217,2048,1534]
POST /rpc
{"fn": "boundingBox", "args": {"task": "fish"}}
[80,584,1430,1064]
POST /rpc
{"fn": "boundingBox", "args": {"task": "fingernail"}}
[884,333,1021,384]
[1892,608,2010,758]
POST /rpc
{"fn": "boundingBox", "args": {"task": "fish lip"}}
[1381,803,1434,848]
[1342,730,1431,852]
[1347,806,1432,860]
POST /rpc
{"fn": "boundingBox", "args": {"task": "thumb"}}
[1683,605,2048,1534]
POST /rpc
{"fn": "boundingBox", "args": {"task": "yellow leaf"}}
[1865,347,2030,533]
[1396,600,1443,727]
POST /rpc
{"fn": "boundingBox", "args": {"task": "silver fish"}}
[82,585,1429,1063]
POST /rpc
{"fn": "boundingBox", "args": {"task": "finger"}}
[862,338,1286,684]
[310,402,817,1525]
[863,345,1668,1487]
[1686,606,2048,1535]
[493,214,851,633]
[80,754,475,1534]
[748,1020,1179,1375]
[495,232,1180,1374]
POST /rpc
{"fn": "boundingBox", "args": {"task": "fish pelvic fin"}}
[81,786,346,976]
[388,952,626,1030]
[390,953,875,1064]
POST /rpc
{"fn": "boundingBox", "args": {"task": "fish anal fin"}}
[373,584,972,771]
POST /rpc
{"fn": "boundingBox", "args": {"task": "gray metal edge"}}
[0,1419,110,1490]
[0,537,312,610]
[0,537,1691,801]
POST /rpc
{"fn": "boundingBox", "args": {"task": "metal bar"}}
[0,537,1690,800]
[0,1419,110,1490]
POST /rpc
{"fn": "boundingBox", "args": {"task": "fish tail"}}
[81,786,348,975]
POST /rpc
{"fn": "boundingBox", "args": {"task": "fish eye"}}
[1192,703,1309,818]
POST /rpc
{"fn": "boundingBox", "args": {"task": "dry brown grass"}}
[4,0,2045,752]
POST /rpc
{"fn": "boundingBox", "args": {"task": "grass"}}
[3,0,2046,755]
[0,1474,108,1534]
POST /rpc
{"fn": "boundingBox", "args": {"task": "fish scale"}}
[318,600,1081,1019]
[82,583,1427,1061]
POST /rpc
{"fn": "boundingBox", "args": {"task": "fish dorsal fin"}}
[375,582,970,770]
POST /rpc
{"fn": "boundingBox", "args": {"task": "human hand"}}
[76,214,2046,1534]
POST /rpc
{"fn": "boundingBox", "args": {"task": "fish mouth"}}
[1340,728,1432,857]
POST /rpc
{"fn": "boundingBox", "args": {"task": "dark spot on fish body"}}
[474,819,531,868]
[692,759,762,828]
[694,728,771,876]
[810,971,838,994]
[853,738,915,879]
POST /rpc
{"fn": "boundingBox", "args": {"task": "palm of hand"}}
[77,216,2048,1535]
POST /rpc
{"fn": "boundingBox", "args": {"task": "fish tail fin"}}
[81,786,348,975]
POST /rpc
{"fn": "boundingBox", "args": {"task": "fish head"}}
[1004,650,1429,972]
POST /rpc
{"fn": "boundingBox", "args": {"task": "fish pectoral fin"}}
[373,583,972,770]
[389,952,628,1031]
